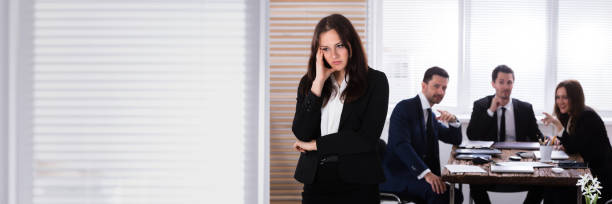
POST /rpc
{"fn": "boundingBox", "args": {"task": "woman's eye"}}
[337,44,344,48]
[321,48,328,51]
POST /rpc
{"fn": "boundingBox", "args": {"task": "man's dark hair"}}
[492,65,515,82]
[422,66,449,83]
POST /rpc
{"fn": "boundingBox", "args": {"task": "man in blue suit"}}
[381,67,463,204]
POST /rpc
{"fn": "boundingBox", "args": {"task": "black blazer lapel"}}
[487,96,499,141]
[512,99,521,140]
[414,95,427,140]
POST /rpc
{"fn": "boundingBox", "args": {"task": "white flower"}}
[577,173,602,203]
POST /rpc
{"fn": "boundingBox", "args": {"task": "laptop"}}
[492,142,540,150]
[455,148,502,155]
[455,154,492,160]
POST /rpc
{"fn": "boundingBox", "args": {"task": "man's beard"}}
[428,95,443,104]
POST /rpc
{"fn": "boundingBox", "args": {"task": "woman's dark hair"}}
[298,14,368,105]
[554,80,586,133]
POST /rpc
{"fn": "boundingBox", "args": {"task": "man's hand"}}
[424,172,447,194]
[489,95,503,113]
[436,109,457,123]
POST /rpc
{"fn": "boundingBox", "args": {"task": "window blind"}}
[268,0,367,203]
[381,0,459,110]
[466,0,550,111]
[557,0,612,112]
[381,0,554,114]
[31,0,258,203]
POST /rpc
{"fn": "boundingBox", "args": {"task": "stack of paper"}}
[490,165,534,173]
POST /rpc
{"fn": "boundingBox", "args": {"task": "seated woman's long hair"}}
[554,80,586,133]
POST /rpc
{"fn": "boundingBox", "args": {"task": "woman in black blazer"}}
[542,80,612,203]
[291,14,389,203]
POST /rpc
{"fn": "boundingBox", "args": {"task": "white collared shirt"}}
[418,92,432,126]
[416,92,460,179]
[320,75,348,136]
[487,97,516,141]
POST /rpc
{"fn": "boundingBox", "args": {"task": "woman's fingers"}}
[316,48,322,62]
[292,141,305,152]
[541,112,554,125]
[292,141,300,151]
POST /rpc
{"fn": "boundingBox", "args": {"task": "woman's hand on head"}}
[310,48,335,97]
[314,48,334,83]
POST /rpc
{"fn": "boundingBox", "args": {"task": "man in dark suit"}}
[381,67,463,204]
[466,65,544,204]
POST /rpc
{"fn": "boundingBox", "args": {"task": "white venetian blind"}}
[558,0,612,111]
[32,0,257,203]
[466,0,549,111]
[382,0,459,110]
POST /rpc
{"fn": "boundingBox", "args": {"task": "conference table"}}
[442,144,589,204]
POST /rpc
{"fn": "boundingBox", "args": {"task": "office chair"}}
[378,139,422,204]
[468,184,536,204]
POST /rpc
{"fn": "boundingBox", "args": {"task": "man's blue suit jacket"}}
[380,95,462,193]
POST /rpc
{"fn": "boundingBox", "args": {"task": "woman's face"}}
[319,29,349,71]
[556,87,570,114]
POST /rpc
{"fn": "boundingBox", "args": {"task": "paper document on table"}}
[445,165,487,173]
[495,162,554,168]
[459,140,494,149]
[490,165,534,173]
[533,151,570,160]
